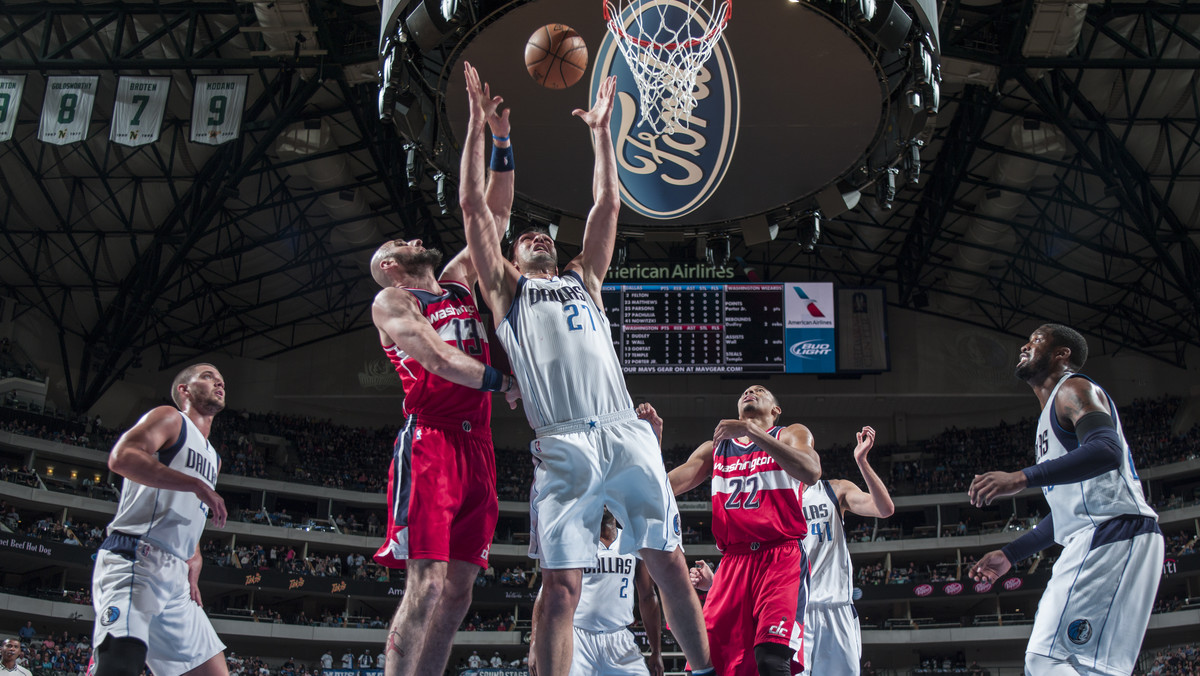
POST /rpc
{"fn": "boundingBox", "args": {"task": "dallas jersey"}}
[1036,374,1156,545]
[801,481,854,605]
[382,280,491,430]
[497,271,631,429]
[107,411,218,560]
[575,530,638,632]
[712,427,807,549]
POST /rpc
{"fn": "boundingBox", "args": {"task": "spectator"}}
[319,651,332,671]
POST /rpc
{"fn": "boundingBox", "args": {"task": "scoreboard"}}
[600,283,835,374]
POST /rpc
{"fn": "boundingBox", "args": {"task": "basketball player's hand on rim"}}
[968,550,1012,584]
[572,74,617,130]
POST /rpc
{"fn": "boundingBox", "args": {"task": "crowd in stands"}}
[6,626,91,676]
[199,539,392,581]
[1136,642,1200,675]
[457,611,518,632]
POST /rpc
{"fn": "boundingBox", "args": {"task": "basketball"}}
[524,24,588,89]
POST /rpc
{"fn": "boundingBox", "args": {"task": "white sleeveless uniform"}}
[92,411,225,676]
[798,481,861,676]
[1025,375,1163,676]
[497,272,680,568]
[569,530,650,676]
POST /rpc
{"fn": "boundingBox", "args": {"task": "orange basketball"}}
[524,24,589,89]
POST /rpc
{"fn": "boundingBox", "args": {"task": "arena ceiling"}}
[0,0,1197,412]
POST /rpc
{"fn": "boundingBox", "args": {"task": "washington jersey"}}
[382,280,492,430]
[496,271,631,429]
[801,481,854,605]
[107,411,219,560]
[711,427,807,549]
[1036,374,1156,545]
[575,530,638,632]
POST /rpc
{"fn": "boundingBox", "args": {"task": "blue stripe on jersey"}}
[715,426,782,458]
[1090,514,1160,550]
[501,276,530,346]
[159,416,188,467]
[391,418,416,527]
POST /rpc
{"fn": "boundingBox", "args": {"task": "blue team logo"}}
[100,606,120,626]
[673,514,681,536]
[1067,619,1092,645]
[593,0,740,219]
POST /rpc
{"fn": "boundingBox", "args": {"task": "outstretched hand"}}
[967,470,1027,507]
[968,550,1012,583]
[463,62,508,132]
[573,75,616,130]
[853,425,876,463]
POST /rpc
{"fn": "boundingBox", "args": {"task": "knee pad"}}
[754,643,794,676]
[94,636,148,676]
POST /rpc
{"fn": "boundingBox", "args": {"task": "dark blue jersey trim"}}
[1090,514,1160,550]
[158,415,187,467]
[502,276,529,346]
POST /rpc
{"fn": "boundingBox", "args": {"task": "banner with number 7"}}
[190,75,248,146]
[0,75,25,143]
[38,76,98,146]
[111,76,170,147]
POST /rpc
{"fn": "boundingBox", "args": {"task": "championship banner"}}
[38,76,98,145]
[837,287,890,372]
[190,75,247,145]
[0,75,26,142]
[784,282,835,373]
[110,76,169,147]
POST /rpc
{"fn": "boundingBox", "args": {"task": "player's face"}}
[187,368,226,414]
[512,231,557,271]
[1,640,20,662]
[1014,329,1054,380]
[737,385,777,416]
[388,238,444,273]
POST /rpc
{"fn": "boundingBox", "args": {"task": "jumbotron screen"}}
[600,283,847,374]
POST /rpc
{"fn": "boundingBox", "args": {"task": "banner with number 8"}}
[111,76,170,147]
[0,75,26,143]
[190,75,248,146]
[38,76,98,146]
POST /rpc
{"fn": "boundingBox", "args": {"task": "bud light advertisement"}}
[785,283,835,373]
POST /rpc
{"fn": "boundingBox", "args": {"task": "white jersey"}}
[801,481,854,605]
[575,530,638,632]
[497,271,632,429]
[107,410,219,559]
[1035,374,1156,545]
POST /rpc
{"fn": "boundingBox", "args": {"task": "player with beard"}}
[459,62,713,676]
[968,324,1162,676]
[90,364,230,676]
[664,385,822,676]
[368,76,519,676]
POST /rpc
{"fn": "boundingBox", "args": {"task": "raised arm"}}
[668,441,715,497]
[460,62,520,324]
[373,287,517,406]
[834,426,895,518]
[634,561,664,676]
[108,406,227,527]
[564,75,620,302]
[712,420,821,485]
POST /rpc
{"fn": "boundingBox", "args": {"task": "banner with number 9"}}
[38,76,98,146]
[190,75,248,146]
[0,75,26,143]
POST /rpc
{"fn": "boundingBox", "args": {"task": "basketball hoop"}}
[603,0,731,135]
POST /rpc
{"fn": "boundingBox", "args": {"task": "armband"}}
[490,143,514,172]
[479,365,505,392]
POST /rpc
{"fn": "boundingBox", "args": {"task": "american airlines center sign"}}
[592,0,740,219]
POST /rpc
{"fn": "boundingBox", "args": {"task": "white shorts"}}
[800,603,861,676]
[529,411,681,569]
[569,627,649,676]
[92,536,224,676]
[1026,516,1163,676]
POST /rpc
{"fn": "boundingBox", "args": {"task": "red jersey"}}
[711,426,807,549]
[382,280,491,430]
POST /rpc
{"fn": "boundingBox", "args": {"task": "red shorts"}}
[373,415,498,569]
[702,539,809,676]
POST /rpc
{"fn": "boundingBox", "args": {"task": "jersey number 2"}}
[564,303,597,332]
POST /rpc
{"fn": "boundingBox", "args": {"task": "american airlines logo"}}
[793,287,826,317]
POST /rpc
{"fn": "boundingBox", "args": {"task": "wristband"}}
[490,143,514,172]
[491,134,509,142]
[502,375,514,393]
[479,365,504,392]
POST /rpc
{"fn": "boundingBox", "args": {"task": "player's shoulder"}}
[777,422,814,443]
[373,286,420,314]
[138,405,183,428]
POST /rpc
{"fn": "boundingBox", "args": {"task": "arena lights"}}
[404,0,462,52]
[798,211,822,253]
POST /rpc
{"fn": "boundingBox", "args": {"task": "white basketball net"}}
[604,0,731,135]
